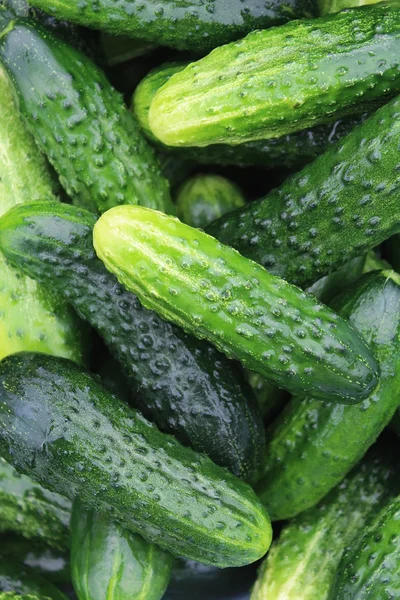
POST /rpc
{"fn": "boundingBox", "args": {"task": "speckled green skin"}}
[27,0,317,52]
[208,95,400,287]
[0,201,264,482]
[256,271,400,520]
[0,561,67,600]
[331,495,400,600]
[94,205,379,403]
[1,538,70,584]
[176,174,245,230]
[0,20,172,215]
[0,458,70,549]
[150,3,400,147]
[251,446,399,600]
[134,60,369,170]
[71,501,173,600]
[0,353,272,567]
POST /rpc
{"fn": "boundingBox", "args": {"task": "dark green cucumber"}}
[134,60,370,170]
[0,538,70,585]
[0,561,67,600]
[71,501,173,600]
[94,205,379,403]
[330,494,400,600]
[27,0,317,52]
[251,443,400,600]
[0,458,70,549]
[207,95,400,287]
[0,19,173,215]
[176,174,245,230]
[0,201,264,482]
[149,4,400,147]
[0,352,272,568]
[256,270,400,520]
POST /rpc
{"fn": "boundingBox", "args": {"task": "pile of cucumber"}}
[0,0,399,598]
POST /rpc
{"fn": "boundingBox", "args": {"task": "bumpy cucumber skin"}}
[0,201,264,482]
[94,205,379,403]
[0,352,272,568]
[0,458,70,549]
[1,538,70,585]
[208,95,400,287]
[256,271,400,520]
[27,0,317,52]
[331,495,400,600]
[251,446,399,600]
[150,3,400,147]
[71,501,173,600]
[0,561,67,600]
[0,20,172,215]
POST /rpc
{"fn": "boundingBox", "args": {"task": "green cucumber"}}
[330,494,400,600]
[256,270,400,520]
[0,19,173,215]
[319,0,383,16]
[0,561,67,600]
[71,501,173,600]
[251,443,399,600]
[0,457,70,549]
[0,537,70,584]
[26,0,317,53]
[134,60,370,171]
[149,3,400,147]
[0,201,264,482]
[0,352,272,568]
[94,205,379,403]
[176,174,245,230]
[207,94,400,288]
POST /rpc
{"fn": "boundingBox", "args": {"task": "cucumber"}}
[0,457,70,549]
[0,201,264,482]
[1,537,70,585]
[256,270,400,520]
[207,94,400,288]
[251,443,400,600]
[134,60,370,170]
[26,0,317,53]
[94,205,379,403]
[0,561,67,600]
[149,3,400,147]
[0,19,173,215]
[0,352,272,568]
[319,0,382,16]
[176,174,245,230]
[71,501,173,600]
[330,494,400,600]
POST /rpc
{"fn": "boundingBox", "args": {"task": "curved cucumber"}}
[150,3,400,147]
[0,19,172,215]
[0,561,67,600]
[71,501,173,600]
[27,0,317,52]
[94,205,379,404]
[0,458,70,549]
[330,494,400,600]
[0,201,264,482]
[0,352,272,568]
[256,270,400,520]
[207,95,400,287]
[251,443,399,600]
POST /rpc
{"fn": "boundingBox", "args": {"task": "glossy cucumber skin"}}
[256,271,400,520]
[0,537,70,584]
[27,0,317,52]
[0,352,272,568]
[150,4,400,147]
[331,495,400,600]
[251,445,400,600]
[94,205,379,404]
[0,201,264,482]
[0,561,67,600]
[0,20,172,215]
[71,501,173,600]
[207,95,400,288]
[134,60,369,170]
[0,458,70,549]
